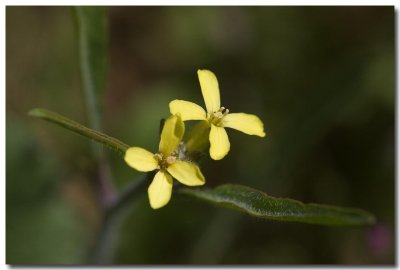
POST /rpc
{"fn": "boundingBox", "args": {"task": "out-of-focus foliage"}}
[6,6,394,264]
[75,6,107,133]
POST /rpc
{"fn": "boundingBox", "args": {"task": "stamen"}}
[166,156,176,165]
[220,106,229,115]
[154,152,177,169]
[217,111,224,118]
[208,107,229,125]
[154,153,163,161]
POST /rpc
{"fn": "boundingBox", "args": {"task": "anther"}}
[154,153,163,161]
[166,156,176,165]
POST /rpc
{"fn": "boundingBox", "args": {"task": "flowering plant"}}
[28,6,375,264]
[29,68,374,219]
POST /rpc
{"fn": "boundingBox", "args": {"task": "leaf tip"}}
[28,108,42,117]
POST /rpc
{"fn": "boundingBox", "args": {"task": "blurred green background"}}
[6,6,394,264]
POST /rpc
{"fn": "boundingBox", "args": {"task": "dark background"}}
[6,6,394,264]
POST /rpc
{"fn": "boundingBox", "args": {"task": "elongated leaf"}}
[179,184,375,226]
[29,108,129,155]
[75,6,108,131]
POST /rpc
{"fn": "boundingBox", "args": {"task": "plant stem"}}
[89,173,152,264]
[75,6,107,135]
[75,6,116,208]
[105,172,154,213]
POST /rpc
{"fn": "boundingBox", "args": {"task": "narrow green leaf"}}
[29,108,129,155]
[179,184,375,226]
[75,6,107,131]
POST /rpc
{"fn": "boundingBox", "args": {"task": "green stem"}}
[106,172,154,213]
[75,7,116,216]
[89,173,151,264]
[28,108,129,155]
[75,6,107,134]
[29,107,151,263]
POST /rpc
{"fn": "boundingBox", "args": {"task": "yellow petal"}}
[209,124,230,160]
[167,161,205,186]
[148,170,173,209]
[124,147,158,172]
[197,69,221,113]
[159,114,185,156]
[169,100,207,121]
[222,113,266,137]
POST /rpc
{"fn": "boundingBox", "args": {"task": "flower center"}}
[208,107,229,126]
[154,153,176,170]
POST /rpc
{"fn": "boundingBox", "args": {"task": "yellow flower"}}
[124,114,205,209]
[169,69,266,160]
